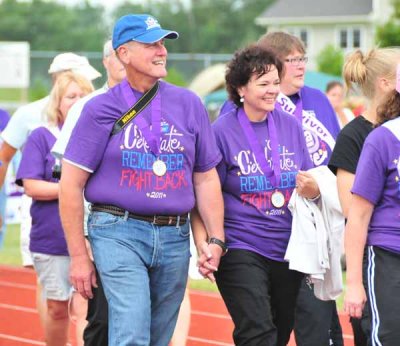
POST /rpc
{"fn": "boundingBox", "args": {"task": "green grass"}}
[189,278,219,292]
[0,223,22,266]
[0,89,25,102]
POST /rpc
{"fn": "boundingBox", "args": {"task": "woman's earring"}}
[240,96,244,103]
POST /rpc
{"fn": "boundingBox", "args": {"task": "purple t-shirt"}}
[16,127,67,256]
[352,119,400,254]
[221,86,340,167]
[64,80,221,215]
[213,108,313,261]
[0,109,10,132]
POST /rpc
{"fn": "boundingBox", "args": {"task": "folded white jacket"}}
[285,166,344,300]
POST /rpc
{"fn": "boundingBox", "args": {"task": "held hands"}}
[296,170,320,200]
[197,241,223,283]
[69,253,97,300]
[344,283,367,318]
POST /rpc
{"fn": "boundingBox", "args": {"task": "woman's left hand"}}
[296,170,320,199]
[344,282,367,318]
[197,241,220,283]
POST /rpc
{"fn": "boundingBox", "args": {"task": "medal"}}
[237,108,281,187]
[152,159,167,176]
[271,190,285,208]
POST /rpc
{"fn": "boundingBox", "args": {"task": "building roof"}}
[259,0,372,19]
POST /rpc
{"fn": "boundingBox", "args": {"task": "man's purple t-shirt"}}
[220,86,339,167]
[213,108,313,261]
[352,119,400,254]
[16,127,67,256]
[64,80,221,215]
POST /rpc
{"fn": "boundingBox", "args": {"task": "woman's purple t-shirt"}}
[16,127,67,256]
[213,108,313,261]
[64,80,221,215]
[220,86,339,167]
[352,119,400,254]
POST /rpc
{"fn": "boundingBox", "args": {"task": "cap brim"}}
[133,29,179,44]
[71,65,102,81]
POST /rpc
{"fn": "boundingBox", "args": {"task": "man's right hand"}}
[69,254,97,299]
[197,241,223,283]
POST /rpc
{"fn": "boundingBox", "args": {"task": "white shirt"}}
[51,85,108,159]
[2,96,49,149]
[285,166,345,300]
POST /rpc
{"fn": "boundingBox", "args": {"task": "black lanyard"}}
[111,81,159,136]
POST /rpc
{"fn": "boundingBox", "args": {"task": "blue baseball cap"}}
[112,14,179,50]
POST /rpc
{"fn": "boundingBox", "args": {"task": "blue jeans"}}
[88,211,190,346]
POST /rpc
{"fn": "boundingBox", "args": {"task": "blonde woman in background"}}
[329,47,400,346]
[16,72,93,346]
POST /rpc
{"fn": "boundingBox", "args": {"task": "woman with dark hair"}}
[208,44,320,346]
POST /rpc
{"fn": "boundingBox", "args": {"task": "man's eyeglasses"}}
[284,56,308,66]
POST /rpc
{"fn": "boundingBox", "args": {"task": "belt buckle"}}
[152,215,158,225]
[168,216,174,225]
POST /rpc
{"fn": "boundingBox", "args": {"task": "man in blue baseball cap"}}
[60,13,225,346]
[112,14,178,48]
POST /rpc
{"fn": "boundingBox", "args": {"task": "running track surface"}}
[0,264,354,346]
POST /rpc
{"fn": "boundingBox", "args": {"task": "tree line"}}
[1,0,399,77]
[0,0,274,53]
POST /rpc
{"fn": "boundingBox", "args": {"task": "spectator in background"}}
[16,72,94,346]
[325,81,355,128]
[347,95,366,117]
[51,39,126,346]
[0,108,10,249]
[0,52,101,329]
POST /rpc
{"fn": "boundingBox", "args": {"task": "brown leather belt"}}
[90,204,188,226]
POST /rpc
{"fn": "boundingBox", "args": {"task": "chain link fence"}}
[1,51,231,116]
[30,50,231,90]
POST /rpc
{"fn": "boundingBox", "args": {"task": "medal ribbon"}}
[121,79,162,157]
[237,108,281,187]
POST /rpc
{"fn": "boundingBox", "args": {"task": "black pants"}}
[215,249,303,346]
[350,317,367,346]
[365,246,400,346]
[294,277,344,346]
[83,267,108,346]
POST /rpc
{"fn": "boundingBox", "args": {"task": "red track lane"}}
[0,265,354,346]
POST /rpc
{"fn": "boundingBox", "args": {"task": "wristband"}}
[208,237,228,254]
